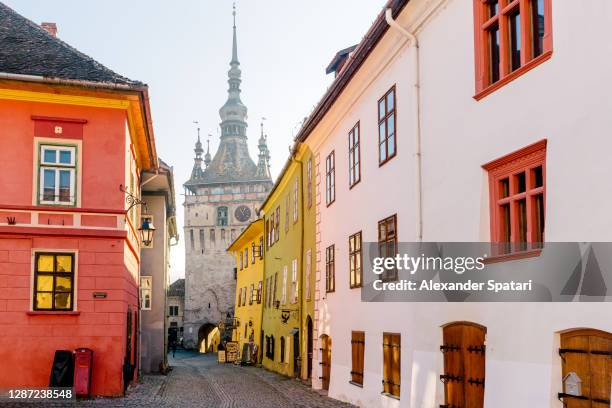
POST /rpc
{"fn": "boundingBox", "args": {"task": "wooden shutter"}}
[560,329,612,407]
[383,332,401,397]
[441,322,486,408]
[351,331,365,385]
[321,335,331,391]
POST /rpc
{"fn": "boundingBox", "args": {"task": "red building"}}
[0,4,157,396]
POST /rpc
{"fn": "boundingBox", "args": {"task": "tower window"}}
[217,206,228,226]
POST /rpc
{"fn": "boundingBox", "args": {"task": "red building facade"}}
[0,3,157,396]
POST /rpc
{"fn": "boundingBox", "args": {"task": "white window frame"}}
[39,144,77,206]
[291,259,298,304]
[282,266,288,305]
[140,276,152,310]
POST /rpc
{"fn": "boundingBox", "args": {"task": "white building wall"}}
[309,0,612,407]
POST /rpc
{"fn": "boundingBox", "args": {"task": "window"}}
[141,216,154,249]
[249,284,254,305]
[293,178,299,222]
[325,245,335,293]
[275,207,280,242]
[239,251,244,270]
[351,331,365,386]
[281,266,288,304]
[305,249,312,300]
[242,286,247,306]
[473,0,552,97]
[291,259,298,304]
[285,195,290,233]
[168,305,179,316]
[280,337,286,363]
[326,151,335,206]
[38,144,76,205]
[210,229,216,243]
[383,333,401,398]
[483,140,546,256]
[378,87,396,165]
[259,237,264,259]
[217,206,228,226]
[190,229,194,251]
[251,242,256,263]
[33,253,74,311]
[273,272,278,305]
[441,322,486,407]
[559,329,612,406]
[257,280,262,304]
[244,248,248,267]
[378,215,398,281]
[348,122,361,187]
[238,286,242,307]
[349,231,363,288]
[221,229,226,241]
[199,229,205,251]
[307,158,313,208]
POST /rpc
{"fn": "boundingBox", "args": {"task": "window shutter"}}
[560,330,612,406]
[351,331,365,385]
[383,333,400,397]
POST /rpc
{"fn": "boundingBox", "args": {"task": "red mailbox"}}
[73,348,93,398]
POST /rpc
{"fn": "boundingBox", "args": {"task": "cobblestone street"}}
[5,350,353,407]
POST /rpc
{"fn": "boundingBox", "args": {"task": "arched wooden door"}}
[320,334,331,390]
[560,329,612,407]
[441,322,486,408]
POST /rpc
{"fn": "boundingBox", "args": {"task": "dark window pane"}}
[59,170,71,202]
[488,25,500,84]
[500,178,510,198]
[500,203,511,252]
[515,172,526,193]
[532,0,545,57]
[43,149,57,163]
[59,150,72,164]
[510,10,522,71]
[532,166,543,188]
[43,169,55,201]
[517,199,527,250]
[533,193,545,245]
[488,0,499,18]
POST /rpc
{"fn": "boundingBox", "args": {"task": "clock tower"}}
[182,4,272,351]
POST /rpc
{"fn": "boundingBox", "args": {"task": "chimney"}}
[41,22,57,38]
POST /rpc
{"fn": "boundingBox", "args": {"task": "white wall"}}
[308,0,612,406]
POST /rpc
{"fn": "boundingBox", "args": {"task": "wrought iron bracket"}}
[119,184,147,212]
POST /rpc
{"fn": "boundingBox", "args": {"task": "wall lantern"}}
[138,218,156,247]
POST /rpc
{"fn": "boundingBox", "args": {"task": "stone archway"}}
[197,323,220,353]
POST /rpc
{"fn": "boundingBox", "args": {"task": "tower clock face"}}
[234,205,251,222]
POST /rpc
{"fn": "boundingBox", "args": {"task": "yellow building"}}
[261,143,316,379]
[227,218,264,361]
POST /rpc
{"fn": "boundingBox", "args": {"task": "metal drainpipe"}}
[385,8,423,242]
[291,147,305,379]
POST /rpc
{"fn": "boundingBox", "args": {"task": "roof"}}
[227,218,264,252]
[168,279,185,297]
[0,2,142,85]
[325,44,358,75]
[296,0,409,144]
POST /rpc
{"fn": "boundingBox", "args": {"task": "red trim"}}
[482,139,547,170]
[0,225,126,239]
[31,116,88,124]
[483,249,541,264]
[0,204,126,215]
[26,311,81,316]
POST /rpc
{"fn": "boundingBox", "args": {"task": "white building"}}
[296,0,612,407]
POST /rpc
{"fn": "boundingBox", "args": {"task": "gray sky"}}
[6,0,385,283]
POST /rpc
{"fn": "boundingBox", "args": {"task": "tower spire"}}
[231,2,238,65]
[256,117,271,179]
[204,135,212,168]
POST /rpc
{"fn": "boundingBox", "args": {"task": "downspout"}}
[385,8,423,242]
[290,146,305,379]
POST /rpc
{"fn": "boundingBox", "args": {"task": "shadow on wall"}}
[198,324,220,353]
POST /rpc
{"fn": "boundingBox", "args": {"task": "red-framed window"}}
[378,86,396,165]
[473,0,552,99]
[326,151,335,206]
[483,140,546,256]
[348,122,361,187]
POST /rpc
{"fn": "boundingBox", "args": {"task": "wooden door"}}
[560,329,612,407]
[321,335,331,390]
[441,322,486,408]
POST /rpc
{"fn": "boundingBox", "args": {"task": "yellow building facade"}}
[261,143,316,379]
[227,219,264,361]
